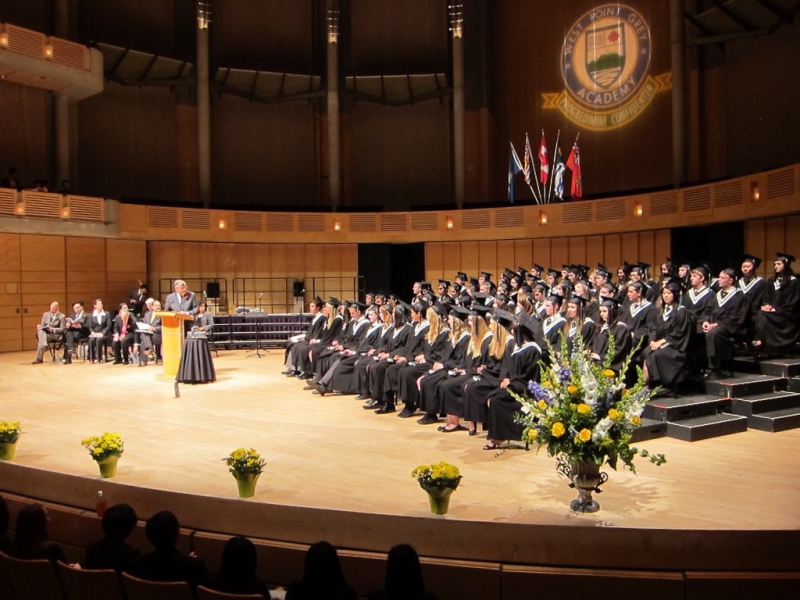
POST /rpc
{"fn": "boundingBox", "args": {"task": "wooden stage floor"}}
[2,348,800,571]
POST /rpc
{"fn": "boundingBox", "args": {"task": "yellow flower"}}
[577,428,592,442]
[577,403,591,415]
[537,399,547,410]
[608,408,619,420]
[623,389,630,396]
[567,384,578,395]
[551,422,566,437]
[542,380,552,388]
[631,415,642,426]
[602,369,615,378]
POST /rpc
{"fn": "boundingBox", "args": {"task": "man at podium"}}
[164,280,200,331]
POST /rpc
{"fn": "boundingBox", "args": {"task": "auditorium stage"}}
[1,349,799,572]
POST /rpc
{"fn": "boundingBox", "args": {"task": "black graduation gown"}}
[296,315,343,373]
[397,328,453,408]
[486,342,543,441]
[621,301,655,360]
[706,288,751,369]
[682,287,714,333]
[754,276,800,349]
[642,305,693,386]
[284,312,326,361]
[535,314,565,363]
[463,338,515,423]
[355,325,402,395]
[591,321,632,373]
[327,322,384,393]
[565,318,595,356]
[440,333,493,417]
[418,332,472,415]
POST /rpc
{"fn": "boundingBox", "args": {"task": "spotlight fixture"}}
[539,211,547,225]
[634,202,643,217]
[44,43,53,59]
[0,32,9,49]
[333,221,341,232]
[446,218,454,230]
[217,219,227,230]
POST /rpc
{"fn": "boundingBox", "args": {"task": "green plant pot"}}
[97,455,119,478]
[234,472,260,498]
[0,441,18,460]
[426,487,454,515]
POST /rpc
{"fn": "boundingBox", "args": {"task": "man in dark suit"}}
[32,302,66,364]
[63,301,89,364]
[164,280,200,316]
[128,282,149,317]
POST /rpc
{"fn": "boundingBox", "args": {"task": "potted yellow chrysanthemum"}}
[0,421,22,460]
[81,433,124,478]
[412,461,463,515]
[223,448,267,498]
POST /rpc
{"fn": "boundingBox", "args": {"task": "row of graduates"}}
[282,292,635,448]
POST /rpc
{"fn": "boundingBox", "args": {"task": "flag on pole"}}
[538,131,549,185]
[523,134,533,186]
[566,140,582,199]
[553,145,565,200]
[508,142,523,204]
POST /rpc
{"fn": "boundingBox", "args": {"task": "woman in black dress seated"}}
[642,281,694,391]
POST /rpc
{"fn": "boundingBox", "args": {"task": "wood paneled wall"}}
[0,233,146,352]
[745,215,800,278]
[425,231,671,282]
[147,241,359,312]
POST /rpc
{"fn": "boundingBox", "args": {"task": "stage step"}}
[643,395,731,423]
[787,378,800,393]
[734,356,800,378]
[748,408,800,432]
[704,374,786,398]
[630,418,667,442]
[666,413,749,442]
[730,390,800,417]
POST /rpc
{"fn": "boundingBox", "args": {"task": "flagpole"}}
[533,130,544,205]
[548,129,561,204]
[523,133,541,204]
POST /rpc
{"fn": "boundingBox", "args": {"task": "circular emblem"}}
[561,5,651,111]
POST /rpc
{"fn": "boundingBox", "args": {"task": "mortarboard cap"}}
[742,254,762,268]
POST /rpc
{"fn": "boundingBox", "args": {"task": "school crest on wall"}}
[542,4,671,131]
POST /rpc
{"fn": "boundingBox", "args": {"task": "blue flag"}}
[508,142,523,204]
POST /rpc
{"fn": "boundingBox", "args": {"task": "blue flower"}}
[558,366,572,382]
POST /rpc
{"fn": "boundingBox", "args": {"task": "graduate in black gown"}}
[438,305,494,433]
[462,309,516,437]
[416,305,472,425]
[590,297,632,374]
[642,281,693,390]
[483,312,543,449]
[355,305,401,401]
[753,253,800,356]
[621,281,656,365]
[703,268,751,379]
[362,305,413,411]
[563,296,595,357]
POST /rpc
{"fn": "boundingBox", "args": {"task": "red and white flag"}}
[566,140,583,199]
[538,131,549,185]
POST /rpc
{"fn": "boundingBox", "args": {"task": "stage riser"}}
[748,410,800,433]
[730,392,800,416]
[787,378,800,393]
[644,396,732,422]
[666,414,749,442]
[630,418,667,442]
[705,376,787,398]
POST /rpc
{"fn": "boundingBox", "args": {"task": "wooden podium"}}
[155,312,194,381]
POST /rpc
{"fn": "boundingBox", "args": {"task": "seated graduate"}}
[127,510,208,588]
[534,293,566,364]
[621,281,656,365]
[642,280,693,390]
[367,544,439,600]
[703,268,751,379]
[112,303,138,364]
[83,503,141,572]
[208,536,272,598]
[283,297,326,376]
[563,295,595,357]
[484,311,543,450]
[6,504,66,562]
[286,541,356,600]
[361,304,411,409]
[753,252,800,357]
[591,297,632,374]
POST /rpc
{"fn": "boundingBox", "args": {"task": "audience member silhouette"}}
[209,535,272,598]
[127,510,208,588]
[368,544,439,600]
[285,540,356,600]
[6,504,66,562]
[83,503,141,571]
[0,496,11,553]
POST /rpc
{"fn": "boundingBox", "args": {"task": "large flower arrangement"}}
[412,461,462,493]
[513,335,666,473]
[0,421,22,444]
[81,433,124,462]
[223,448,267,478]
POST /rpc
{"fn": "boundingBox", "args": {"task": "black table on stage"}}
[177,336,217,384]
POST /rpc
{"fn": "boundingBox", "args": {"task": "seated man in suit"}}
[63,300,89,364]
[32,301,66,364]
[136,298,161,367]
